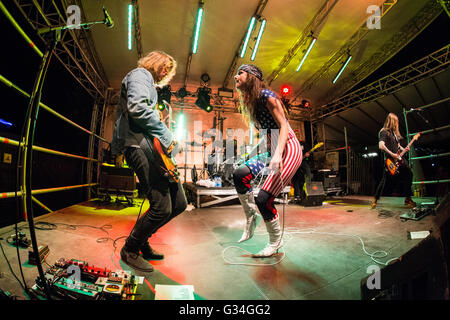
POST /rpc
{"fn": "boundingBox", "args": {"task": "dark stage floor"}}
[0,195,438,300]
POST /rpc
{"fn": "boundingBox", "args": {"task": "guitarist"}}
[111,51,187,272]
[292,140,313,203]
[370,113,416,209]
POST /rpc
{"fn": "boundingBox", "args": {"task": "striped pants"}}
[234,128,302,220]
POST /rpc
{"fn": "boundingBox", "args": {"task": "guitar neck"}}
[398,138,416,158]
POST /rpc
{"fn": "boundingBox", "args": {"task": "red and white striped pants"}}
[245,126,302,197]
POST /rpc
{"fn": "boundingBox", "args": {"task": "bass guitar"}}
[385,133,421,176]
[152,100,180,183]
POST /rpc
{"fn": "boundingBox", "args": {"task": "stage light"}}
[300,99,310,108]
[240,16,256,58]
[201,73,210,83]
[250,19,266,61]
[362,152,378,158]
[195,86,213,112]
[192,6,204,54]
[176,112,185,141]
[157,104,165,111]
[281,84,291,96]
[128,4,133,50]
[296,37,317,72]
[333,54,352,84]
[0,118,13,128]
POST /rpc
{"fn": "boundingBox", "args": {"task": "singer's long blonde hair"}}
[380,112,402,138]
[138,51,176,87]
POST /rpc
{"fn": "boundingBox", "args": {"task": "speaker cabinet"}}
[301,181,326,207]
[99,166,135,192]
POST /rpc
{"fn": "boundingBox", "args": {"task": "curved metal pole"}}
[21,31,59,300]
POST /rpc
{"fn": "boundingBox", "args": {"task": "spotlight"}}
[196,86,213,112]
[201,73,210,83]
[157,85,171,107]
[281,84,291,96]
[0,118,13,128]
[300,99,310,108]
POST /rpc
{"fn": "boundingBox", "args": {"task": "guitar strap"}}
[392,130,400,149]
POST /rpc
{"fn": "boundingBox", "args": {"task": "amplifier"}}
[301,182,326,207]
[324,175,340,189]
[99,165,135,191]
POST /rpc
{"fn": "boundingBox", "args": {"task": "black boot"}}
[140,242,164,260]
[120,244,154,272]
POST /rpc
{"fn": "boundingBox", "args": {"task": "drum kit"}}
[188,139,246,187]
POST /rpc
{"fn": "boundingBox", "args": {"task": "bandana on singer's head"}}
[237,64,263,81]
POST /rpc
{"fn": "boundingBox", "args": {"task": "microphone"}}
[409,108,423,112]
[102,7,114,28]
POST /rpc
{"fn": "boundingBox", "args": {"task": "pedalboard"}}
[32,257,143,300]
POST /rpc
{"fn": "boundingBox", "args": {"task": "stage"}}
[0,195,438,300]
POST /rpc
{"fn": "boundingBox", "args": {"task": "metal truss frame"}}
[313,0,443,110]
[313,44,450,122]
[439,0,450,17]
[12,0,109,99]
[266,0,339,85]
[291,0,398,103]
[221,0,269,89]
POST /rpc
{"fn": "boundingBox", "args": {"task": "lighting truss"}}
[295,0,441,107]
[313,44,450,121]
[12,0,109,99]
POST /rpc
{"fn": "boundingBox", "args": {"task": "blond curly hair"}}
[137,51,177,87]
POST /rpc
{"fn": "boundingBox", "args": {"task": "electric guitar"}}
[304,142,324,159]
[152,100,180,183]
[385,133,421,176]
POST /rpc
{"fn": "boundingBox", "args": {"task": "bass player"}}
[371,113,416,209]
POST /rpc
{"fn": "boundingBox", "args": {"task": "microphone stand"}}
[413,110,441,206]
[22,18,109,300]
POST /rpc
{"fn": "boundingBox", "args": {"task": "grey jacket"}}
[111,67,174,155]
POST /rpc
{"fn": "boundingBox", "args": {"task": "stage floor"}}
[0,195,437,300]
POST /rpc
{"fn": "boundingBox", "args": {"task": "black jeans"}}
[123,138,187,251]
[292,162,311,198]
[374,164,413,200]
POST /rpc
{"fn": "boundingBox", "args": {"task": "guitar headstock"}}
[310,142,324,152]
[413,132,421,141]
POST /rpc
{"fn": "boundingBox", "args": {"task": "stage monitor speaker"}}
[99,165,135,192]
[360,192,450,300]
[301,181,326,207]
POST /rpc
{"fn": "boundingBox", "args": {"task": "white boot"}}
[253,216,283,257]
[237,192,262,243]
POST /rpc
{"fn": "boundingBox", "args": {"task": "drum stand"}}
[198,142,210,180]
